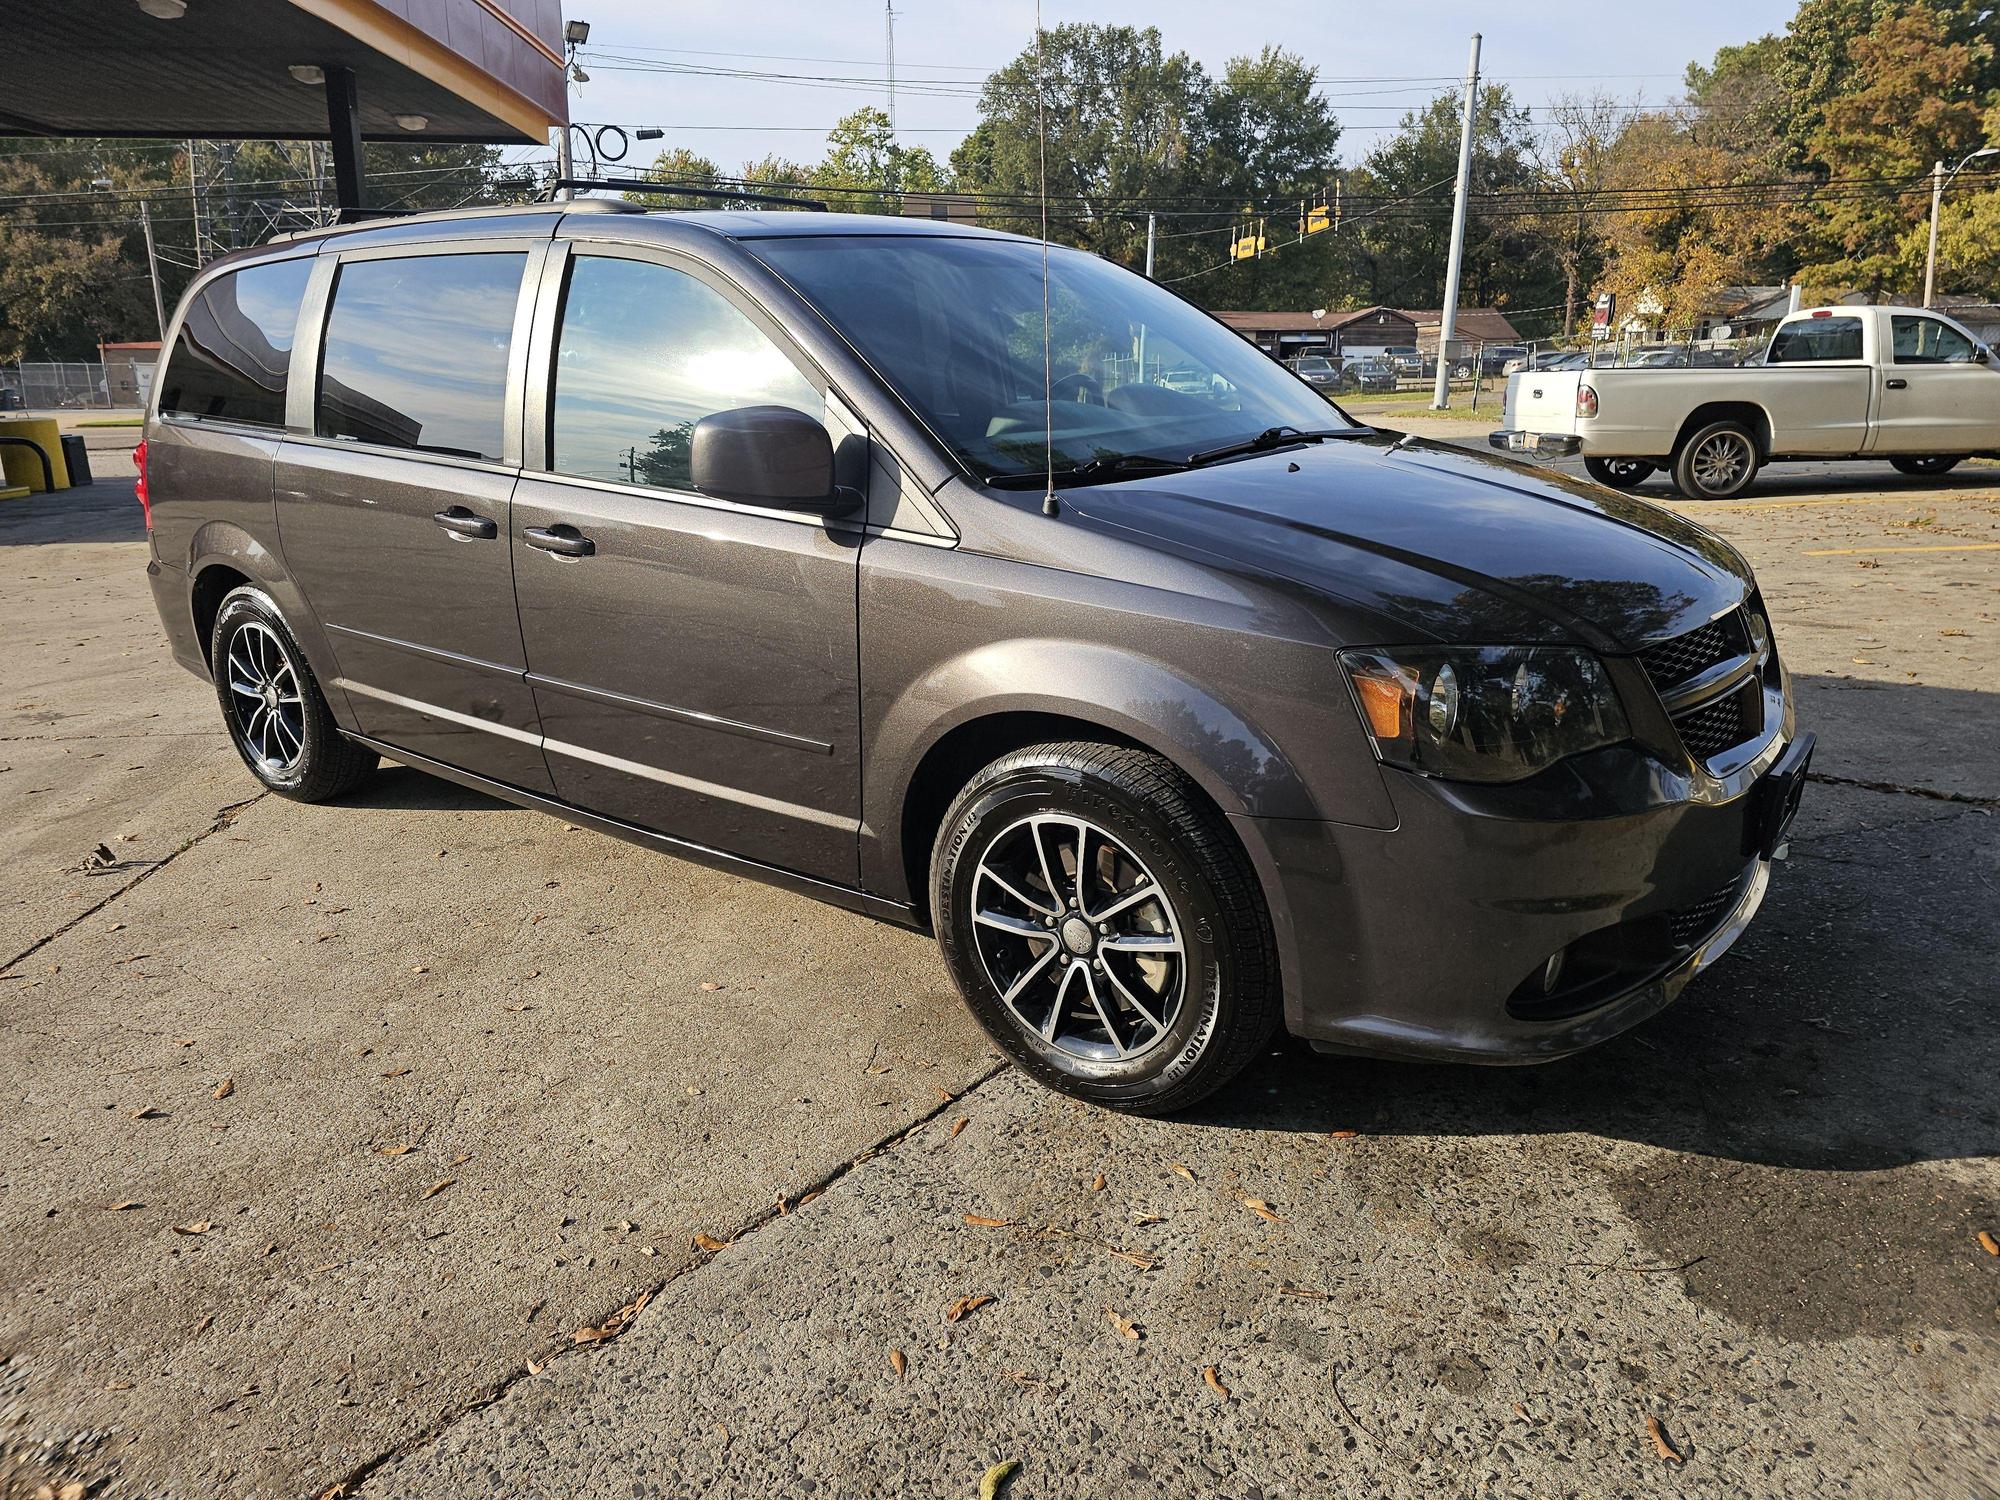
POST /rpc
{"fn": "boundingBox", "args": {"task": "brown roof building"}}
[1212,305,1522,359]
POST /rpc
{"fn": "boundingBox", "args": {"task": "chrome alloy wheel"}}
[224,621,306,775]
[1602,459,1649,483]
[970,814,1186,1063]
[1691,431,1752,494]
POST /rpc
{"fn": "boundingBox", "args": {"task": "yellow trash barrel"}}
[0,417,72,493]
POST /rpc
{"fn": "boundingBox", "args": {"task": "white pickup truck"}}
[1490,305,2000,498]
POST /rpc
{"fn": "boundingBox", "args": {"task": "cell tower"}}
[884,0,897,137]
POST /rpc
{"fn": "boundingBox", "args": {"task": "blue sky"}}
[542,0,1802,176]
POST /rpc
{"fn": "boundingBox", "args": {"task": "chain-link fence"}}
[0,361,151,411]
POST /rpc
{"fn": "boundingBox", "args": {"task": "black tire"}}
[1584,456,1656,489]
[1670,419,1760,500]
[1889,455,1962,477]
[931,742,1280,1115]
[210,586,376,801]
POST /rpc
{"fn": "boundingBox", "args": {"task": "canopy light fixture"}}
[564,18,591,44]
[137,0,187,17]
[395,114,429,132]
[288,64,325,85]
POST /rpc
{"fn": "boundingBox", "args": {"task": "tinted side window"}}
[317,253,525,460]
[160,258,313,427]
[1891,315,1975,364]
[549,255,820,491]
[1766,317,1863,364]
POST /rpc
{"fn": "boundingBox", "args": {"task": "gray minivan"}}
[141,200,1811,1113]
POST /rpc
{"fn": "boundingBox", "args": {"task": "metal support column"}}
[325,65,364,212]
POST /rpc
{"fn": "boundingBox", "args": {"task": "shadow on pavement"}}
[0,479,144,545]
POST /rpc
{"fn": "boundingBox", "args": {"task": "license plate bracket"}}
[1744,731,1814,860]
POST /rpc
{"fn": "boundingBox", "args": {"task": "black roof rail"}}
[542,177,830,212]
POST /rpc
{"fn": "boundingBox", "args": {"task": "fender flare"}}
[185,521,350,719]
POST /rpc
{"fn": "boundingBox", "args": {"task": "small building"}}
[98,342,162,408]
[898,193,980,226]
[1212,307,1418,360]
[1400,307,1522,359]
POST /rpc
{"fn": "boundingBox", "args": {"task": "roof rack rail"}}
[541,177,829,212]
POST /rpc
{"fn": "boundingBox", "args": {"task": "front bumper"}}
[1234,729,1812,1064]
[1489,429,1581,458]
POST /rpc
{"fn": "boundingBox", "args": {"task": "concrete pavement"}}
[2,456,1995,1498]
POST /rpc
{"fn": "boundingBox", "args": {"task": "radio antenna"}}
[1035,0,1058,517]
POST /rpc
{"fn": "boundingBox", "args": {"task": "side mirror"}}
[690,405,850,513]
[1974,345,1991,365]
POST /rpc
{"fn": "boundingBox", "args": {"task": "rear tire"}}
[931,742,1279,1115]
[1670,420,1760,500]
[1889,455,1962,477]
[210,587,377,802]
[1584,456,1656,489]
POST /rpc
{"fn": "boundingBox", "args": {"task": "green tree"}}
[633,146,723,209]
[813,106,946,213]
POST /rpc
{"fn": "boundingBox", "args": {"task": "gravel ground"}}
[1,452,1994,1499]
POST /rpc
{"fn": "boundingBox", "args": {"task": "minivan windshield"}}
[751,234,1358,484]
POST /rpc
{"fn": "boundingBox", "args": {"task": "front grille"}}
[1675,687,1751,760]
[1639,613,1746,691]
[1668,878,1743,948]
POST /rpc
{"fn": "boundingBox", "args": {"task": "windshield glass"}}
[751,234,1355,482]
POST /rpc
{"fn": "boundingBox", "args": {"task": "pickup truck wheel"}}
[1671,421,1760,500]
[1584,457,1655,489]
[932,742,1280,1115]
[1889,455,1962,477]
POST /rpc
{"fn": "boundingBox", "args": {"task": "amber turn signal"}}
[1350,671,1409,740]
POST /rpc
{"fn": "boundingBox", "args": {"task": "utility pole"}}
[138,199,166,339]
[1431,32,1481,411]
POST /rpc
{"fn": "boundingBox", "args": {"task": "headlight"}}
[1339,645,1629,782]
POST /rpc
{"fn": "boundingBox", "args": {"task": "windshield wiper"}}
[985,453,1192,490]
[1184,426,1360,468]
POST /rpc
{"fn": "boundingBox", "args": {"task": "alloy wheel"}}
[224,621,306,775]
[1691,432,1751,494]
[969,814,1186,1063]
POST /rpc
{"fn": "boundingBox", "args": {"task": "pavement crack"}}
[1805,770,1999,809]
[312,1059,1010,1500]
[0,792,266,977]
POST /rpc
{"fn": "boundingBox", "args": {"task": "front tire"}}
[210,587,376,801]
[1671,420,1760,500]
[931,742,1279,1115]
[1890,455,1962,477]
[1585,456,1656,489]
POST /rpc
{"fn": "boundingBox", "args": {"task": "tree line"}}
[2,0,1995,360]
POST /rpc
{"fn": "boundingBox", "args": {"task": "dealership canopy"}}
[0,0,567,205]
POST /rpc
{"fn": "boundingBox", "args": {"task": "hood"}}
[1065,431,1754,652]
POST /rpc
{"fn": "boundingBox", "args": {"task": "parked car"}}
[1502,349,1582,376]
[142,203,1812,1113]
[1494,305,2000,498]
[1284,353,1345,392]
[1380,345,1423,375]
[1342,356,1400,392]
[1626,346,1738,369]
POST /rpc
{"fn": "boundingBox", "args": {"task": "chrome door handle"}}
[1885,377,1908,389]
[523,524,595,557]
[433,506,497,540]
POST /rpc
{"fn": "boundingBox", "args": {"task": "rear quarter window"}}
[159,258,313,427]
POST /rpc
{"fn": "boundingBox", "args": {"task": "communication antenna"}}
[884,0,898,138]
[1035,0,1058,517]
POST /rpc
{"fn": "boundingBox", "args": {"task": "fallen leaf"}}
[797,1188,823,1208]
[1646,1415,1685,1464]
[376,1144,414,1157]
[978,1460,1019,1499]
[934,1086,953,1103]
[1940,628,1970,638]
[1105,1306,1141,1340]
[963,1214,1014,1228]
[1278,1286,1329,1301]
[1001,1369,1045,1390]
[104,1380,135,1391]
[692,1232,728,1253]
[193,1314,213,1334]
[213,1078,234,1100]
[950,1116,969,1138]
[1133,1213,1165,1226]
[1203,1364,1231,1399]
[449,1152,474,1168]
[1329,1129,1359,1140]
[1090,1172,1107,1192]
[865,1064,893,1075]
[945,1294,994,1323]
[128,1105,163,1120]
[173,1038,194,1047]
[421,1179,454,1200]
[573,1289,651,1344]
[526,1357,545,1375]
[171,1220,212,1236]
[1169,1163,1195,1181]
[1243,1197,1284,1223]
[889,1348,907,1379]
[107,1199,142,1211]
[381,1067,411,1078]
[1978,1230,1999,1256]
[1106,1247,1158,1270]
[700,981,723,992]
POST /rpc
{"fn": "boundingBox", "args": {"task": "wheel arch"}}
[1672,401,1772,461]
[186,520,350,721]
